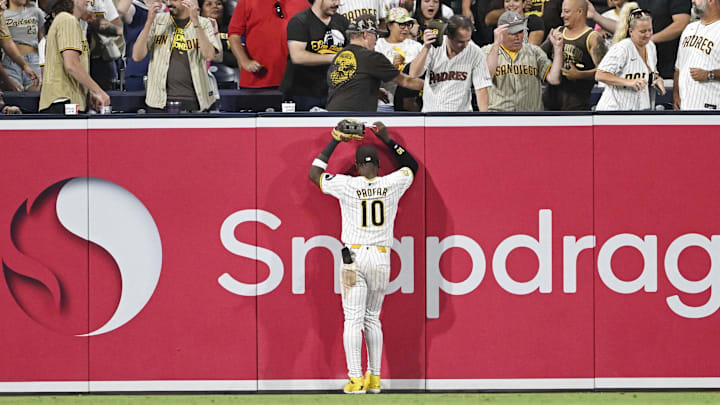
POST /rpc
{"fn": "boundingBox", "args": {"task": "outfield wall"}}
[1,114,719,392]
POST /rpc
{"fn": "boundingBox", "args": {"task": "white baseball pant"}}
[341,245,390,378]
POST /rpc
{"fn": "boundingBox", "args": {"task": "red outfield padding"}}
[0,115,718,392]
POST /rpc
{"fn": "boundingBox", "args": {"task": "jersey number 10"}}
[361,200,385,227]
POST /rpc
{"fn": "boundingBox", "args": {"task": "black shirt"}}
[326,44,401,112]
[637,0,691,78]
[279,8,349,97]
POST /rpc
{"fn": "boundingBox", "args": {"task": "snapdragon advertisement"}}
[0,115,718,392]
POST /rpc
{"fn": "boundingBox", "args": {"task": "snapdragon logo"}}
[3,177,162,336]
[220,209,720,320]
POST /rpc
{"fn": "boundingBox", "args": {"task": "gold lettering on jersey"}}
[356,187,388,199]
[494,64,539,77]
[82,39,89,52]
[310,39,343,54]
[682,34,715,56]
[562,43,584,67]
[186,38,199,50]
[172,28,188,51]
[5,17,38,27]
[154,34,169,45]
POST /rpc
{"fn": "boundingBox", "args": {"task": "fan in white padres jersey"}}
[595,4,666,110]
[673,0,720,110]
[308,120,417,395]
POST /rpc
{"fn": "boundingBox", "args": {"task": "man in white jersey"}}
[308,120,417,395]
[409,14,492,111]
[673,0,720,110]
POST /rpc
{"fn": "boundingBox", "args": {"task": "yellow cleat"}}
[343,377,366,394]
[365,371,381,394]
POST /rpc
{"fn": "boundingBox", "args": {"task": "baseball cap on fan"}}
[387,7,416,24]
[498,11,527,34]
[356,145,380,167]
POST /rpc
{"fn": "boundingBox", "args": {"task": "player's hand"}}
[242,59,263,73]
[561,62,582,80]
[689,67,709,82]
[422,29,437,48]
[493,24,508,45]
[22,65,39,87]
[370,121,390,143]
[626,77,647,91]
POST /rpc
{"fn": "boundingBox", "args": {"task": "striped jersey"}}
[338,0,387,23]
[421,38,492,112]
[596,38,658,110]
[676,20,720,110]
[480,42,552,111]
[320,167,414,247]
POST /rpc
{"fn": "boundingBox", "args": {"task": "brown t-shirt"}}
[39,12,90,111]
[166,17,196,101]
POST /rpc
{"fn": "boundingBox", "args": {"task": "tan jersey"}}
[320,167,413,247]
[144,13,221,111]
[480,43,552,111]
[39,12,90,111]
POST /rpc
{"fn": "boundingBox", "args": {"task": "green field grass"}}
[2,393,720,405]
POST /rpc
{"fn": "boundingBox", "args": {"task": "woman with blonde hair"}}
[594,2,665,110]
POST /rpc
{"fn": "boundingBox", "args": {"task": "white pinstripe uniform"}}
[421,38,493,112]
[676,20,720,110]
[320,167,414,378]
[338,0,388,24]
[596,38,658,110]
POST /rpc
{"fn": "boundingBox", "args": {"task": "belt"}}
[350,244,387,253]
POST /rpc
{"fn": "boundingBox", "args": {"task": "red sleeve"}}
[227,0,247,36]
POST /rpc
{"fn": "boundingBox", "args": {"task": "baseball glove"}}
[331,119,365,142]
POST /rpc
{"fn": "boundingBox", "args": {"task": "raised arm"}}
[369,121,418,175]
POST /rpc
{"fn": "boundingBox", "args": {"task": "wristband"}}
[312,159,328,170]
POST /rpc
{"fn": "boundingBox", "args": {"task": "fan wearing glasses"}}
[374,7,423,111]
[227,0,306,88]
[673,0,720,110]
[595,4,666,110]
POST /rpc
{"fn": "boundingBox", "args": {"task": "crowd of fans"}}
[0,0,718,113]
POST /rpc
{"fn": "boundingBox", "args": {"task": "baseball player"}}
[595,5,666,110]
[673,0,720,110]
[308,120,417,394]
[409,15,493,112]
